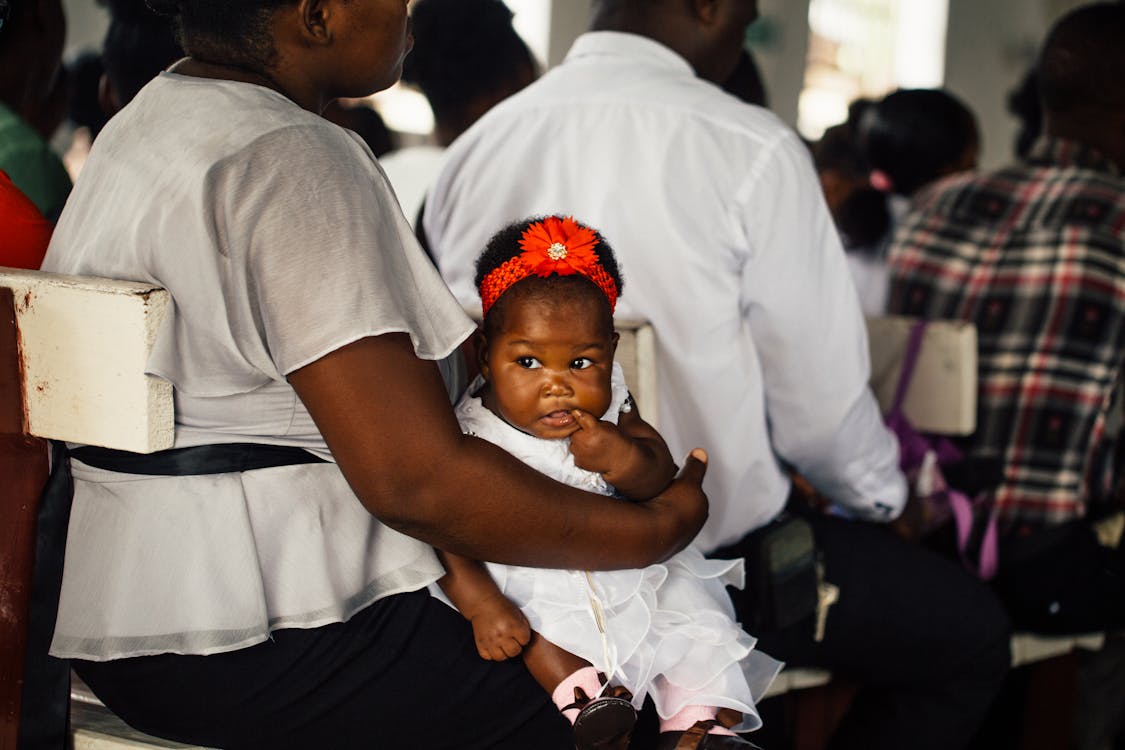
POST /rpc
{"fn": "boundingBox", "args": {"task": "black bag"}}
[747,515,820,632]
[991,517,1125,634]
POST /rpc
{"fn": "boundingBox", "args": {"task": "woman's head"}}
[146,0,411,98]
[859,88,979,197]
[473,216,623,439]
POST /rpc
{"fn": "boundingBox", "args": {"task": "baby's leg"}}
[522,633,635,750]
[657,679,740,738]
[521,630,593,705]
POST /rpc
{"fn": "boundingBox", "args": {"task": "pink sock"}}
[659,705,736,736]
[551,667,603,723]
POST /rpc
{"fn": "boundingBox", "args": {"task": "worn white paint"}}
[867,315,977,436]
[0,268,173,453]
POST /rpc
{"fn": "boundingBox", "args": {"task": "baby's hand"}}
[468,592,531,661]
[568,409,634,475]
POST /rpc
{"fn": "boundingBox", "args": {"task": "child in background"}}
[435,216,779,750]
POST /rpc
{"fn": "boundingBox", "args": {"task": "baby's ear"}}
[474,329,491,380]
[610,330,620,355]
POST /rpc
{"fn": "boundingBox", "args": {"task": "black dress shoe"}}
[562,685,637,750]
[655,720,764,750]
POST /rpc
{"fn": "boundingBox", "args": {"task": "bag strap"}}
[947,488,999,580]
[889,319,928,417]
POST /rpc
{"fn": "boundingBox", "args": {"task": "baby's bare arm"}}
[436,550,531,660]
[568,404,677,500]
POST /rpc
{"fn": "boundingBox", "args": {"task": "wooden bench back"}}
[0,268,173,748]
[614,314,978,437]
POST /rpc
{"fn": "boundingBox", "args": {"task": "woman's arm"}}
[288,332,707,570]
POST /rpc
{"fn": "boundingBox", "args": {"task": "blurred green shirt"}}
[0,101,71,222]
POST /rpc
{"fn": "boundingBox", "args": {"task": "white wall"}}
[62,0,109,59]
[944,0,1062,168]
[547,0,592,67]
[753,0,811,131]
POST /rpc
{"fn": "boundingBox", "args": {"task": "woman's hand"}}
[641,448,709,559]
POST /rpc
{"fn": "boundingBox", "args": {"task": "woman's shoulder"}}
[122,74,371,170]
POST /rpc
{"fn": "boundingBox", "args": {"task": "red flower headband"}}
[479,216,619,315]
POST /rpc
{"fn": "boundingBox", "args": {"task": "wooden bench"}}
[0,267,177,750]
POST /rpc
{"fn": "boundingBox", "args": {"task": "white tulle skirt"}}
[484,545,781,732]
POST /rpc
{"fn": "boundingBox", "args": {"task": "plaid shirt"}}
[887,136,1125,530]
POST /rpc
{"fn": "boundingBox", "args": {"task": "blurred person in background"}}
[0,0,71,222]
[380,0,538,233]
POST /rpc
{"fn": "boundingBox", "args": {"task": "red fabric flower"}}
[518,216,601,277]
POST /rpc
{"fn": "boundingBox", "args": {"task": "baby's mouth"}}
[540,409,575,428]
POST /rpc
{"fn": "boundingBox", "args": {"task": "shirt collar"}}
[1025,135,1123,178]
[564,31,697,79]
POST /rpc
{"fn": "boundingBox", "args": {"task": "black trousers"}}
[715,511,1012,750]
[73,590,574,750]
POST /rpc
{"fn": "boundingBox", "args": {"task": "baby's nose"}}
[543,375,573,396]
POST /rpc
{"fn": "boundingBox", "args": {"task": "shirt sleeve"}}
[223,124,474,377]
[737,130,906,520]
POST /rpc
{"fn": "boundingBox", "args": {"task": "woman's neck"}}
[168,57,324,113]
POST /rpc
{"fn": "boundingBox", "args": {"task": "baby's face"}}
[479,293,616,440]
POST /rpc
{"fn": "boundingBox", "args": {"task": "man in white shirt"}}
[424,1,1010,747]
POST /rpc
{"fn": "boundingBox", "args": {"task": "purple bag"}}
[886,321,998,579]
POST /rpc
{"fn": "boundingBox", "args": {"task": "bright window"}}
[798,0,949,140]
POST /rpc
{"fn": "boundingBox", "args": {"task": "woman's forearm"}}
[289,333,708,571]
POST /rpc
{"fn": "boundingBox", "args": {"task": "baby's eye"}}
[516,356,542,369]
[570,357,595,370]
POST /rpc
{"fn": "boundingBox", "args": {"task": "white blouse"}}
[42,73,475,660]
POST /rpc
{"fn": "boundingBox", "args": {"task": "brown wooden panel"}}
[0,288,23,435]
[0,287,49,750]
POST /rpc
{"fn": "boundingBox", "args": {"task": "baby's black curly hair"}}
[475,216,624,337]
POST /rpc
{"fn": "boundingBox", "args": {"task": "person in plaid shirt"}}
[887,2,1125,636]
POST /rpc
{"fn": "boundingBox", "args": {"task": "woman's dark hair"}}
[401,0,536,124]
[812,119,890,252]
[859,88,978,196]
[144,0,290,71]
[475,216,623,335]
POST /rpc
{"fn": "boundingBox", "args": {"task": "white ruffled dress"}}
[446,364,781,731]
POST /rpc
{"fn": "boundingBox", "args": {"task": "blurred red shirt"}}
[1,169,52,269]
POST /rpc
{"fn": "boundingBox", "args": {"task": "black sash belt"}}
[19,442,327,750]
[69,442,328,476]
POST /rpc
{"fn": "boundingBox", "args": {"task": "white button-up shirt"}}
[425,32,905,550]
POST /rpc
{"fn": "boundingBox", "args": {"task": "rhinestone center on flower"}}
[547,242,568,260]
